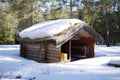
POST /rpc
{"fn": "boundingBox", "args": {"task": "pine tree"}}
[0,2,16,44]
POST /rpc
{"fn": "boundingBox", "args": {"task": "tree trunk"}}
[70,0,72,18]
[105,4,110,47]
[31,0,34,26]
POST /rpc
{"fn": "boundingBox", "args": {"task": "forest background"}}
[0,0,120,46]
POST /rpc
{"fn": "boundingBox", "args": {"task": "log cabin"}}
[19,19,103,63]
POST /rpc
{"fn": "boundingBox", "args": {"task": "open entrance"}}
[61,40,89,61]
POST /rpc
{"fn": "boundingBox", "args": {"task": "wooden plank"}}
[26,54,45,60]
[26,53,45,58]
[26,56,45,61]
[26,50,45,55]
[88,43,94,58]
[26,48,45,52]
[20,43,26,57]
[47,56,59,61]
[21,43,47,62]
[47,43,56,47]
[79,29,92,37]
[79,37,95,43]
[47,59,59,63]
[25,44,46,52]
[47,44,60,62]
[47,50,59,54]
[26,56,45,62]
[26,44,40,49]
[71,34,82,40]
[47,53,59,57]
[47,47,59,51]
[69,40,71,60]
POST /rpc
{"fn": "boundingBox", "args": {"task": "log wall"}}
[20,37,95,63]
[24,44,46,62]
[20,43,61,63]
[47,43,60,63]
[20,43,26,57]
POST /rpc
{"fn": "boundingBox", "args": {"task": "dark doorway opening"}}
[61,40,89,61]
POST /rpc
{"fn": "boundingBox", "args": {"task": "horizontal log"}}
[26,52,45,57]
[26,51,45,55]
[47,59,60,63]
[26,46,40,49]
[26,53,45,59]
[47,53,60,58]
[26,45,40,48]
[26,49,45,53]
[47,44,56,47]
[47,56,60,61]
[41,48,45,51]
[47,50,59,54]
[26,49,40,52]
[47,47,59,51]
[27,49,40,52]
[47,45,55,48]
[25,44,45,50]
[26,48,45,52]
[26,55,45,61]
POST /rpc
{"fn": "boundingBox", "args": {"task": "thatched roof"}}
[19,19,103,47]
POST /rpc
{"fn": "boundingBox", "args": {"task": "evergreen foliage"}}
[0,0,119,45]
[0,2,16,44]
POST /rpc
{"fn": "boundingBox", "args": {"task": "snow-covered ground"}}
[0,45,120,80]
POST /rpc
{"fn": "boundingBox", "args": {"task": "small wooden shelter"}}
[19,19,103,63]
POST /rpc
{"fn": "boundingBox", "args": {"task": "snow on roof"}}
[19,19,83,39]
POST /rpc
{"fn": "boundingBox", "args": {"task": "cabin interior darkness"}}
[61,40,89,61]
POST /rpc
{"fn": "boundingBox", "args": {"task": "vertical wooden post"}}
[44,43,48,62]
[58,45,62,62]
[20,43,26,58]
[88,43,94,58]
[69,40,71,61]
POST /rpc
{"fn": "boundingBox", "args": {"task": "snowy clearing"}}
[0,45,120,80]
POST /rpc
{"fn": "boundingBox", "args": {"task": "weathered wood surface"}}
[47,56,59,61]
[26,56,45,62]
[47,53,59,57]
[47,44,60,63]
[56,23,102,47]
[24,44,46,62]
[20,43,26,57]
[56,24,86,47]
[47,59,59,63]
[79,38,95,57]
[47,47,59,51]
[83,26,103,42]
[71,34,83,40]
[79,29,92,37]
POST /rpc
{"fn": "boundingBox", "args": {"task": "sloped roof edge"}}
[56,24,103,47]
